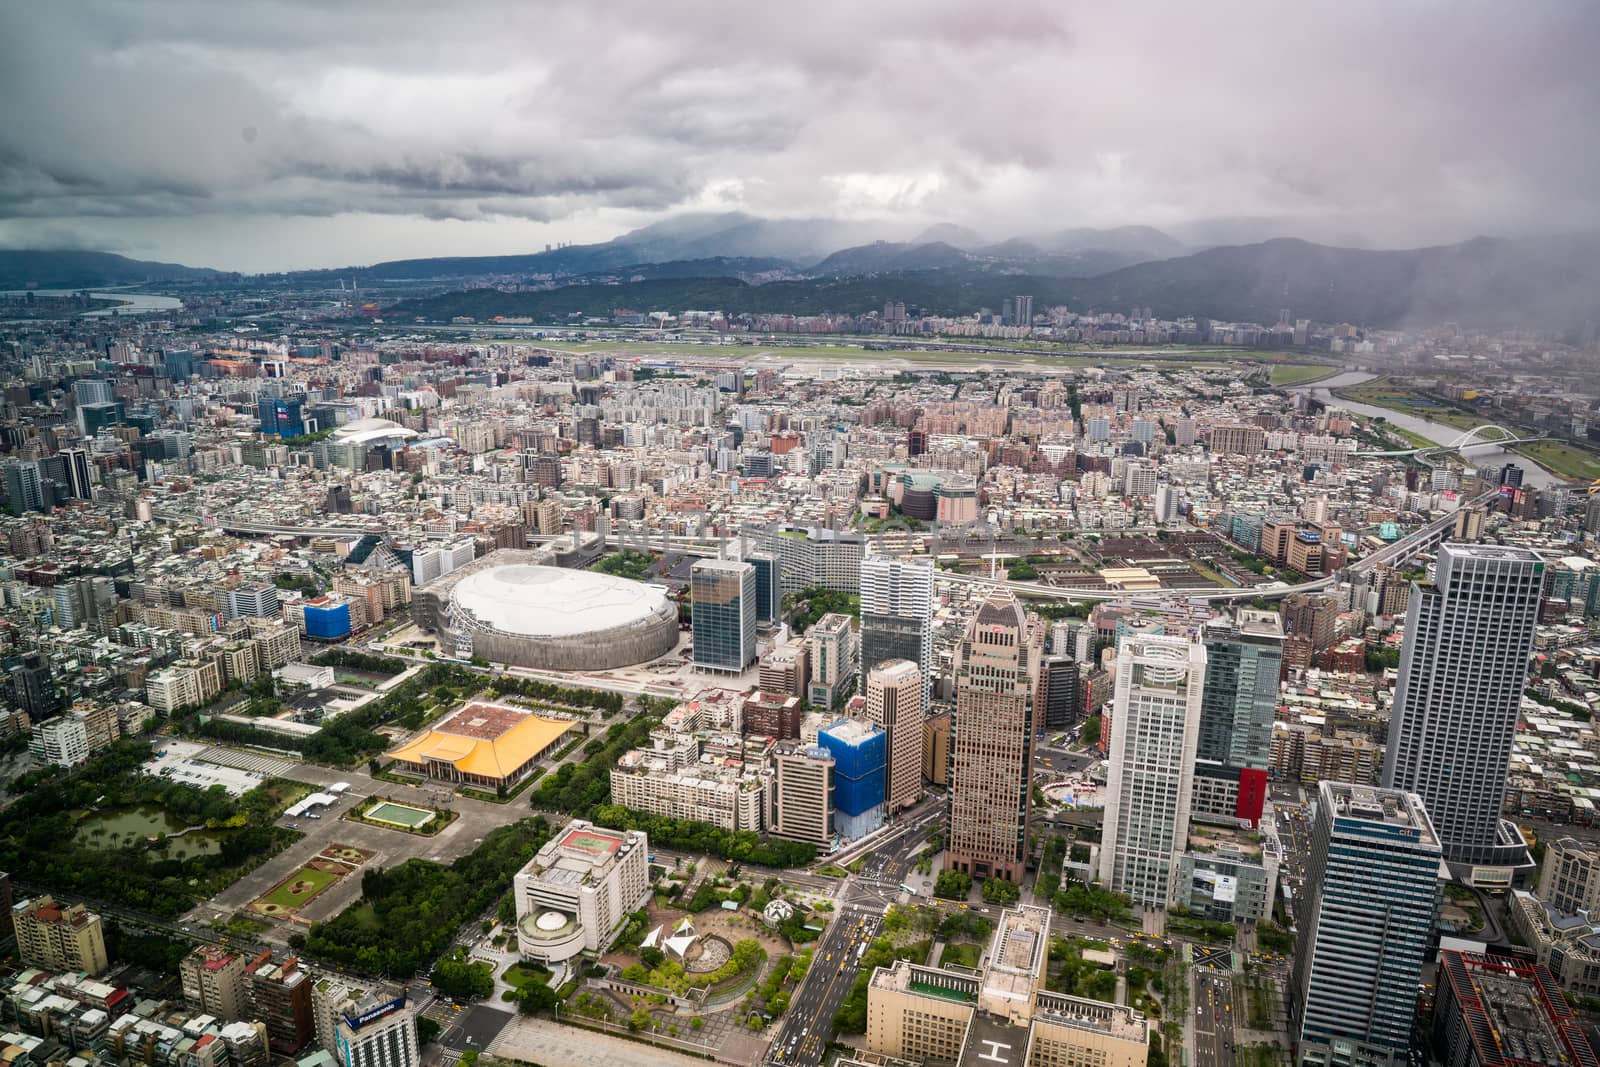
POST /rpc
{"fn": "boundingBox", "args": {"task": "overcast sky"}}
[3,0,1597,272]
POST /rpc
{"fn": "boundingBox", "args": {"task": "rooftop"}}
[821,717,882,745]
[1032,990,1150,1043]
[959,1012,1030,1067]
[449,563,671,639]
[1322,782,1441,847]
[871,960,981,1003]
[1438,951,1596,1067]
[329,418,418,446]
[521,820,641,887]
[387,701,574,779]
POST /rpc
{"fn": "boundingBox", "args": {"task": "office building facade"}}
[865,659,924,816]
[947,590,1036,883]
[1098,634,1206,912]
[1292,783,1441,1067]
[768,741,834,847]
[512,821,650,964]
[313,981,417,1067]
[1037,654,1081,732]
[1193,611,1282,826]
[691,559,757,672]
[858,555,934,706]
[820,717,887,839]
[807,612,855,708]
[1381,544,1542,886]
[745,552,781,626]
[258,396,307,437]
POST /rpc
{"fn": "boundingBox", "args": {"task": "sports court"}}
[560,825,623,855]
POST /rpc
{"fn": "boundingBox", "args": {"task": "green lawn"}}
[502,962,551,990]
[1512,441,1600,482]
[1236,1043,1287,1067]
[260,864,339,908]
[940,942,981,968]
[1334,379,1484,432]
[1242,975,1278,1030]
[1268,364,1337,386]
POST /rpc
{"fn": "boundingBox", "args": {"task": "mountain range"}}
[2,213,1597,329]
[0,249,224,289]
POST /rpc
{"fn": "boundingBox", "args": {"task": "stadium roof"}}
[330,418,418,446]
[450,563,670,639]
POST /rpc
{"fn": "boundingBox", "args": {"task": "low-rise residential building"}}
[609,734,766,831]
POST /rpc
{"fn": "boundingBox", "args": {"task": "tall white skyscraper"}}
[1381,543,1541,886]
[858,554,934,706]
[1098,633,1206,918]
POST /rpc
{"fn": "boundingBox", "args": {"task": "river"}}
[0,288,183,317]
[1295,371,1558,488]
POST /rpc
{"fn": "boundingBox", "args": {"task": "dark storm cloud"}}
[2,0,1597,270]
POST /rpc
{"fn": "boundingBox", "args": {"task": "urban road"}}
[768,904,882,1067]
[1194,967,1237,1067]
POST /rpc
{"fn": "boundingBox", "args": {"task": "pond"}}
[75,805,229,859]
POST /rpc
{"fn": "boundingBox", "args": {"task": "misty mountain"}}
[0,250,222,289]
[809,241,976,274]
[275,213,1187,285]
[388,233,1600,329]
[909,223,986,248]
[581,257,798,282]
[308,214,1186,284]
[1055,235,1600,327]
[340,212,901,282]
[1039,225,1187,260]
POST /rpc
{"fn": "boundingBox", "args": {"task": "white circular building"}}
[330,417,418,448]
[443,564,678,670]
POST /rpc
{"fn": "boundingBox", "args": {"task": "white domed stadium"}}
[442,563,678,670]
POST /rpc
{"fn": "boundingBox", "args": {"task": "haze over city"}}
[4,1,1600,271]
[5,8,1600,1067]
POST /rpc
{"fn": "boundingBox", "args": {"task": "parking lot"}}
[184,749,531,931]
